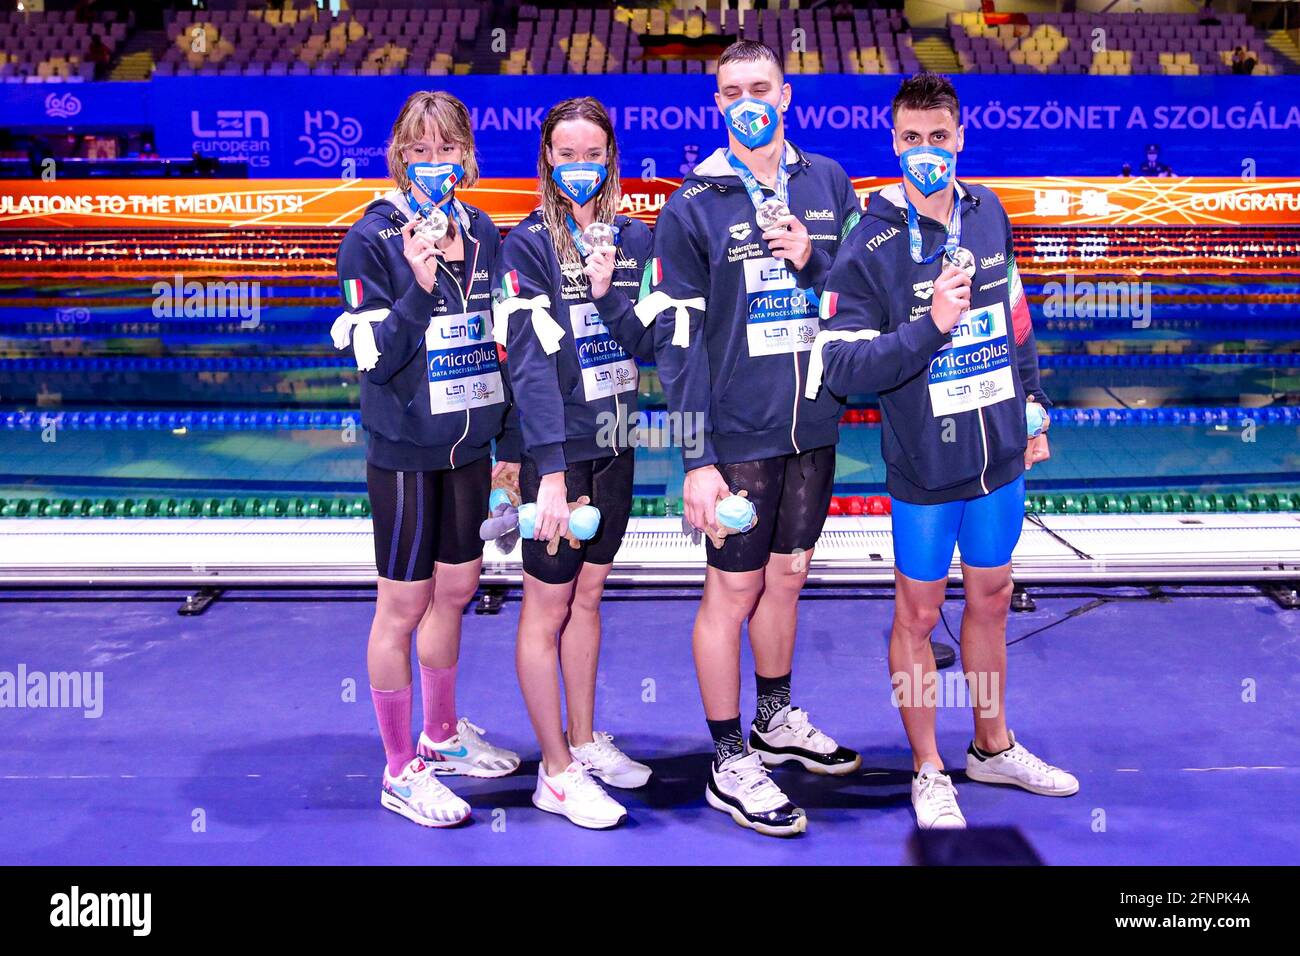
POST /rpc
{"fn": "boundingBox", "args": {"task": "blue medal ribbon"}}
[725,148,789,221]
[904,193,962,265]
[405,191,471,240]
[450,199,472,239]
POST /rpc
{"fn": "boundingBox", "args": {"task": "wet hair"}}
[537,96,622,268]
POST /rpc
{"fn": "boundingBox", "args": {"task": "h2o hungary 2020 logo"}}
[296,110,384,171]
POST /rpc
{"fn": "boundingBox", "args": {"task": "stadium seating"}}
[0,8,129,82]
[156,3,480,78]
[503,5,919,75]
[950,11,1285,76]
[1,3,1293,80]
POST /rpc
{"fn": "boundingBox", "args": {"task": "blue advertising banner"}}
[5,75,1298,179]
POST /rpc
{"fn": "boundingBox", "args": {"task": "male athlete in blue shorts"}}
[805,73,1078,829]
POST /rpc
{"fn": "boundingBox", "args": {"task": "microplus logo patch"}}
[0,664,103,718]
[50,887,151,936]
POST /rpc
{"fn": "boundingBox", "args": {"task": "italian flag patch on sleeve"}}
[819,291,839,321]
[1008,259,1032,344]
[342,278,363,310]
[501,270,521,298]
[639,257,662,299]
[840,211,861,242]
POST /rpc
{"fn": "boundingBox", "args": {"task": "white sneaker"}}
[912,762,966,830]
[532,761,627,830]
[380,757,471,828]
[965,731,1079,796]
[418,717,520,778]
[750,705,862,776]
[569,731,652,789]
[706,750,807,837]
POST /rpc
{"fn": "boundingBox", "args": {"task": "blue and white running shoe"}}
[381,756,471,828]
[418,717,520,778]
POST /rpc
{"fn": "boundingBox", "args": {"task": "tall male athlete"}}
[643,41,862,836]
[806,73,1077,829]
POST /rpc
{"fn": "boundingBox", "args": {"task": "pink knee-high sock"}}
[420,662,458,742]
[371,684,416,777]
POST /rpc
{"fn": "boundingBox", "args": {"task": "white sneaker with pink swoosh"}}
[532,761,627,830]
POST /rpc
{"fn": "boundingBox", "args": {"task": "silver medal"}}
[580,221,616,253]
[755,197,790,231]
[942,246,976,278]
[415,206,449,243]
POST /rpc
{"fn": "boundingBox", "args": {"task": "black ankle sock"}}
[707,716,745,767]
[971,740,1012,761]
[753,671,791,731]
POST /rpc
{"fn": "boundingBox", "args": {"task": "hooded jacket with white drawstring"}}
[646,142,862,470]
[493,210,654,477]
[332,191,520,471]
[805,181,1049,505]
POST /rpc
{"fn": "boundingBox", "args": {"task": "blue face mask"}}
[723,96,780,150]
[899,145,955,197]
[551,162,607,206]
[407,161,465,211]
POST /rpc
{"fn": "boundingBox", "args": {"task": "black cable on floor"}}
[1005,597,1113,647]
[940,587,1173,656]
[1024,509,1094,561]
[939,605,959,645]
